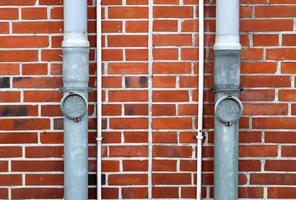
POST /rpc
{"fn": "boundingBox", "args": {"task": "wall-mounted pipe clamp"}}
[215,95,243,126]
[60,91,88,122]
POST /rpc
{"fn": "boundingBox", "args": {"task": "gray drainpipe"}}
[213,0,243,199]
[61,0,90,199]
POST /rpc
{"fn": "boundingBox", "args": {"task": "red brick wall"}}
[0,0,296,199]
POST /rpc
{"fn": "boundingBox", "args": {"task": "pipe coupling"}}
[215,95,243,126]
[61,91,88,122]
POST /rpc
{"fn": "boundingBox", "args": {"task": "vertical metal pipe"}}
[62,0,90,199]
[96,0,103,199]
[196,0,204,199]
[214,0,242,199]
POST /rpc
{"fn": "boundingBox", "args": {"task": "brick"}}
[103,104,121,116]
[0,105,38,116]
[241,20,293,32]
[125,76,148,88]
[0,64,19,75]
[254,117,296,129]
[153,34,192,46]
[153,173,191,185]
[126,21,148,33]
[0,22,8,33]
[12,188,63,199]
[102,21,122,33]
[153,76,176,88]
[0,77,10,88]
[41,49,62,61]
[0,50,38,62]
[243,104,288,115]
[182,20,198,32]
[109,174,147,185]
[239,160,261,171]
[152,104,176,116]
[241,48,263,60]
[153,48,178,60]
[124,104,148,115]
[266,160,296,171]
[266,132,296,143]
[110,118,148,129]
[0,0,36,5]
[25,146,63,158]
[109,90,148,102]
[102,188,119,199]
[102,132,121,144]
[13,77,62,88]
[108,35,148,47]
[268,187,296,199]
[102,0,122,5]
[152,118,192,129]
[26,174,63,185]
[241,89,275,101]
[267,48,296,60]
[13,22,62,33]
[153,20,178,32]
[153,160,177,171]
[108,7,148,19]
[153,62,191,74]
[241,76,291,88]
[0,132,37,144]
[154,6,193,18]
[22,8,47,19]
[122,187,148,199]
[123,160,148,171]
[241,62,277,74]
[251,173,296,185]
[0,175,22,186]
[0,147,22,158]
[181,48,199,60]
[256,6,296,17]
[126,0,147,4]
[108,63,148,74]
[239,187,264,199]
[153,91,189,102]
[102,49,123,61]
[0,119,50,130]
[22,64,48,75]
[103,77,122,88]
[283,34,296,46]
[124,131,148,143]
[153,187,179,198]
[12,161,63,172]
[0,8,18,19]
[125,49,148,61]
[153,146,192,157]
[239,145,278,157]
[282,62,296,73]
[24,91,63,102]
[0,161,8,172]
[253,34,278,46]
[102,160,120,172]
[281,146,296,157]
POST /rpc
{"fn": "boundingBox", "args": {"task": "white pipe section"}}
[214,0,241,50]
[96,0,103,199]
[148,0,153,198]
[196,0,204,199]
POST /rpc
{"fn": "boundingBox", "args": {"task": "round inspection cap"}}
[61,92,87,121]
[215,95,243,126]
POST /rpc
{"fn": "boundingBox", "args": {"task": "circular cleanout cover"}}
[61,92,87,121]
[215,96,243,126]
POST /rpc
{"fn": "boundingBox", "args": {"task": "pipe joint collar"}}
[215,95,243,126]
[214,35,241,50]
[62,33,90,48]
[61,91,88,122]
